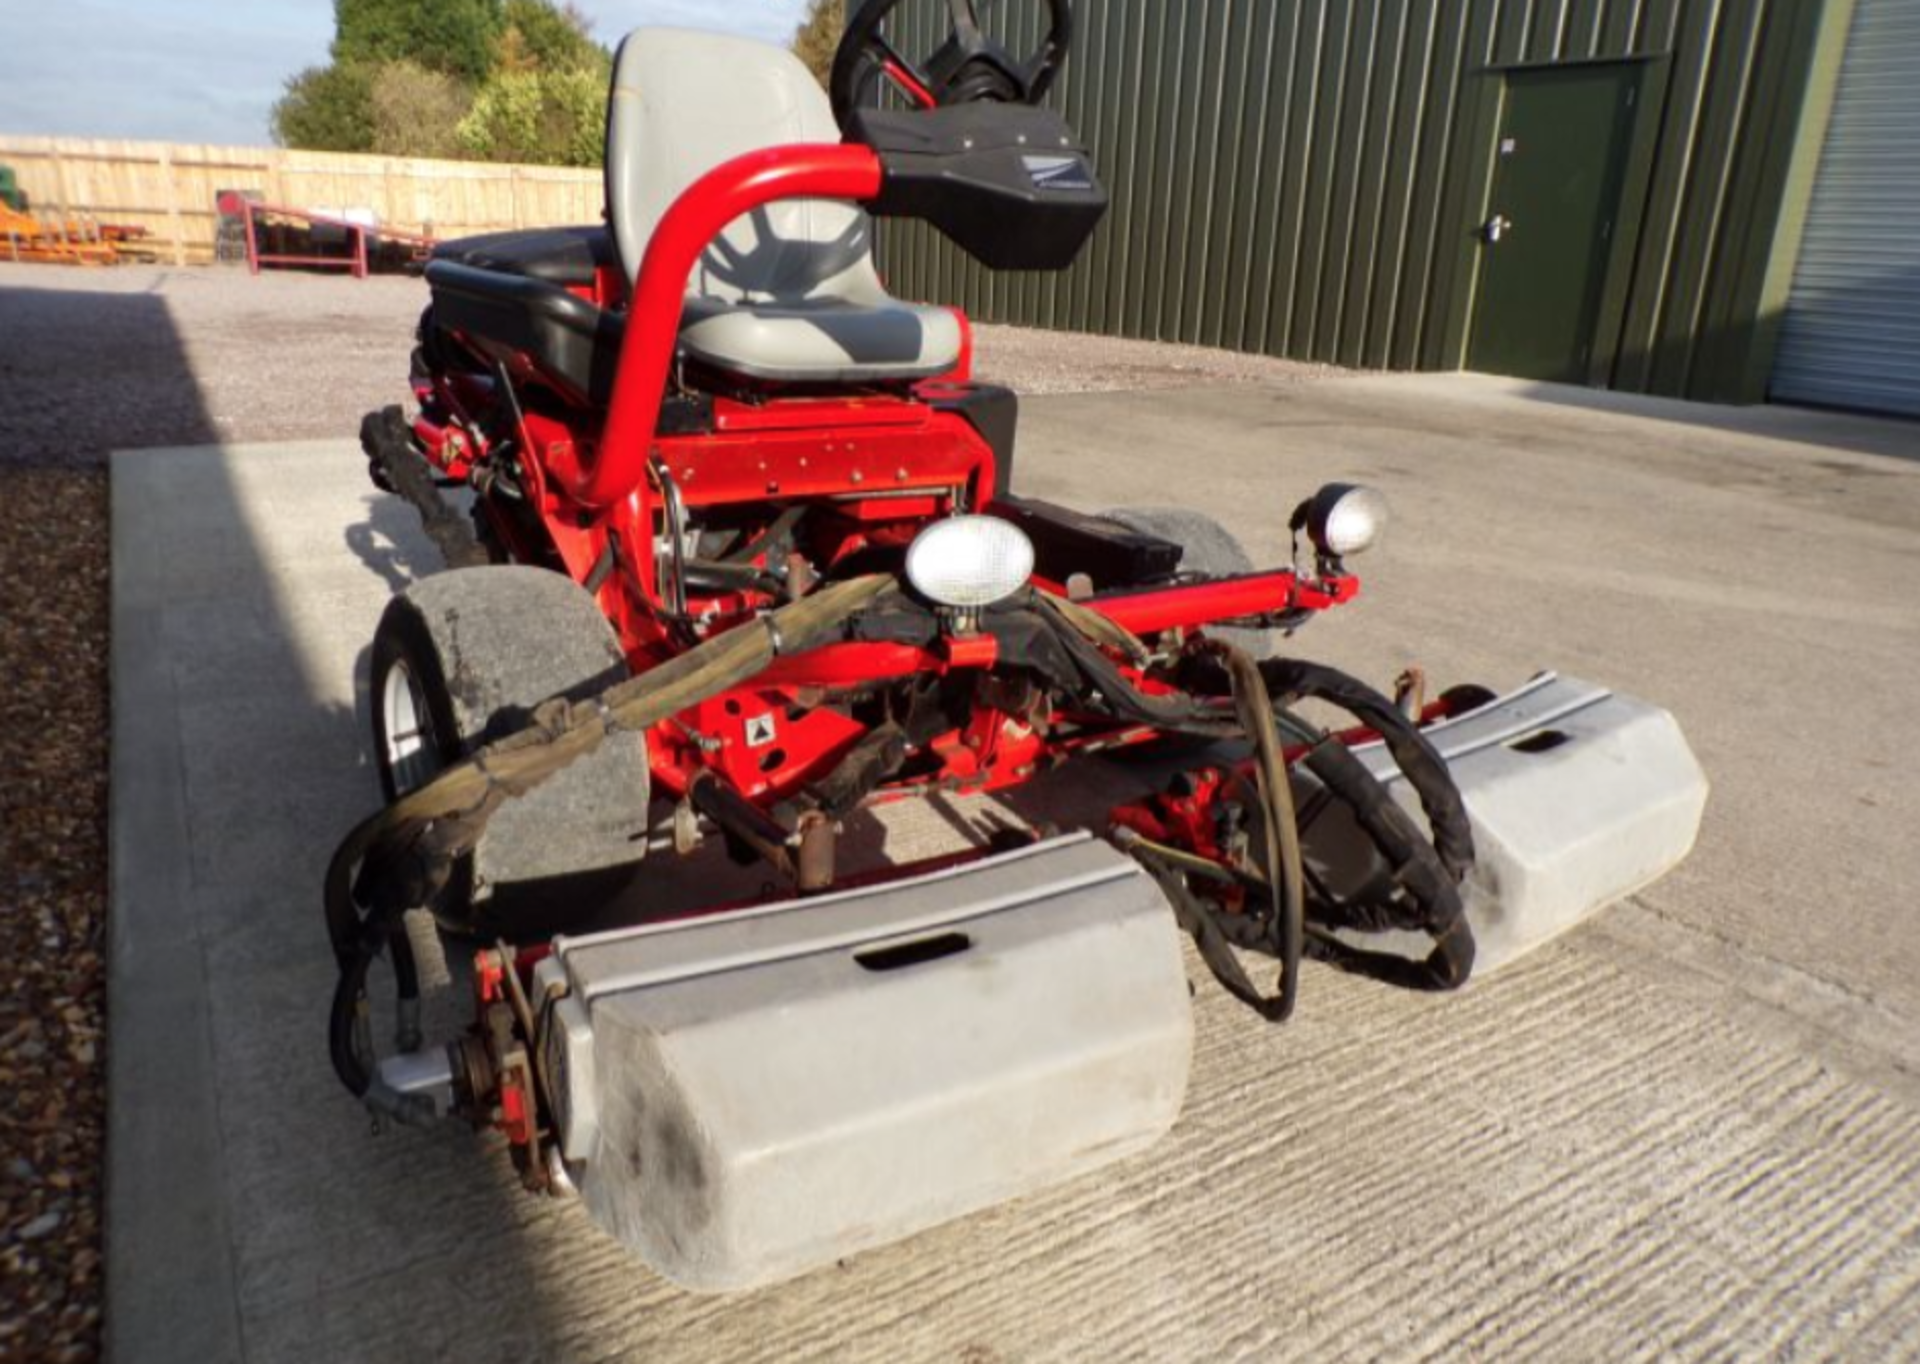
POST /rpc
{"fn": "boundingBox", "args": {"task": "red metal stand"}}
[236,197,435,279]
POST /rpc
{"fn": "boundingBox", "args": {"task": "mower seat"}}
[605,29,963,384]
[428,225,613,289]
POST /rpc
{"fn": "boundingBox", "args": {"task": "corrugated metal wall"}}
[880,0,1850,403]
[1770,0,1920,417]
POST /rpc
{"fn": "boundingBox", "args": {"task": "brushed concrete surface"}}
[109,375,1920,1362]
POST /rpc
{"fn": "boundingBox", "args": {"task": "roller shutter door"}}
[1771,0,1920,417]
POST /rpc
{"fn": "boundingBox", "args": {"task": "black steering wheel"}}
[830,0,1074,131]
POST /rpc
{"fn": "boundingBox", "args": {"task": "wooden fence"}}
[0,136,603,264]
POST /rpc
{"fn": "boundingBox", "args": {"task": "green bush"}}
[457,66,604,167]
[272,62,379,153]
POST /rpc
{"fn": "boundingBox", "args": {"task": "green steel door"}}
[1468,65,1644,383]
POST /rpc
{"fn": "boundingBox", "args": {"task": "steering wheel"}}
[830,0,1074,130]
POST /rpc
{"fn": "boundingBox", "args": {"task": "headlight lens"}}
[1297,483,1389,558]
[905,515,1035,609]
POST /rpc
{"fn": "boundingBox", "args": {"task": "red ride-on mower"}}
[331,4,1707,1292]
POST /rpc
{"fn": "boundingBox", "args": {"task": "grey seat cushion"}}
[680,295,962,382]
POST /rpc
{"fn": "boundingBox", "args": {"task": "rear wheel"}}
[1096,507,1275,764]
[370,566,652,941]
[1098,507,1274,660]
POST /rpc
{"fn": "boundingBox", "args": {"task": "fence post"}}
[243,199,260,275]
[158,146,187,266]
[52,148,74,247]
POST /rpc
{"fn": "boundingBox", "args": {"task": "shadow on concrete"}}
[98,302,589,1362]
[1508,378,1919,465]
[343,492,454,594]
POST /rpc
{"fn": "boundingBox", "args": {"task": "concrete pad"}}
[110,378,1920,1362]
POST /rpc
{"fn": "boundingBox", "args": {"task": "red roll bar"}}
[550,144,887,509]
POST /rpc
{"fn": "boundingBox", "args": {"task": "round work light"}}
[904,515,1036,610]
[1294,483,1390,559]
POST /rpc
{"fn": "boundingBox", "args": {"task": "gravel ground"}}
[0,260,1325,1361]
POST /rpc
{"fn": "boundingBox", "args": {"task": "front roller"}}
[386,833,1194,1291]
[1308,672,1710,976]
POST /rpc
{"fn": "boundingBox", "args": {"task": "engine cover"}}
[536,832,1193,1291]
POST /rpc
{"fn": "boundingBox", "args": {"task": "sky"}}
[0,0,812,146]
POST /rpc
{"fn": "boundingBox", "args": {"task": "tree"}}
[369,61,472,159]
[499,0,605,74]
[274,0,609,167]
[791,0,844,88]
[271,62,378,153]
[333,0,504,83]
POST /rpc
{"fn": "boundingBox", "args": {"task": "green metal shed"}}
[881,0,1870,407]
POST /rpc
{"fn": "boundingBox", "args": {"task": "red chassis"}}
[404,141,1360,815]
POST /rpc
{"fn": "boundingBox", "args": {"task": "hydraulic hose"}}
[1082,629,1305,1020]
[1051,604,1477,1001]
[1259,659,1477,992]
[1288,721,1474,989]
[327,897,422,1099]
[721,503,809,566]
[1215,643,1304,1021]
[329,943,375,1097]
[325,573,896,1102]
[1259,658,1474,882]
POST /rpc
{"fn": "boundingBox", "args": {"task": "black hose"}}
[326,898,427,1100]
[324,824,366,968]
[329,945,375,1097]
[1259,658,1475,882]
[683,559,785,595]
[389,921,420,1009]
[358,407,492,571]
[1112,646,1478,997]
[723,503,808,565]
[1288,728,1474,989]
[1130,848,1294,1019]
[1032,596,1475,995]
[1031,594,1237,736]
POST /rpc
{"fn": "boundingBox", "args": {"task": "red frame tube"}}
[551,144,887,508]
[1091,571,1357,637]
[734,571,1355,692]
